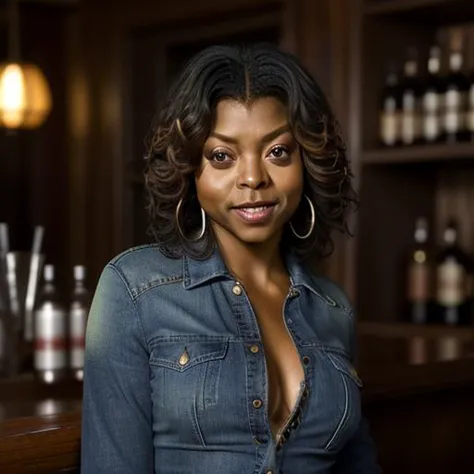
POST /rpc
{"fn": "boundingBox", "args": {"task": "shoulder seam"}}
[111,243,161,266]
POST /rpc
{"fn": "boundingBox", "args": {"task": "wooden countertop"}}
[2,330,474,473]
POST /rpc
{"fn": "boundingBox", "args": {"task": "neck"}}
[213,226,287,286]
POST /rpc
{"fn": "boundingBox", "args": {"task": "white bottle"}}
[34,264,67,384]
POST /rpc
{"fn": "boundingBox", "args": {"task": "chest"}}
[245,288,305,436]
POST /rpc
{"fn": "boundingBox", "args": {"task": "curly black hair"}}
[144,42,357,261]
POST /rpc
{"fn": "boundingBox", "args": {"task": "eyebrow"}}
[210,125,291,145]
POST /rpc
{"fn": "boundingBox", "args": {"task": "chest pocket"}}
[149,339,228,411]
[324,351,363,452]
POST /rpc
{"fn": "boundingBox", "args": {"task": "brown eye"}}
[209,151,232,164]
[269,145,289,159]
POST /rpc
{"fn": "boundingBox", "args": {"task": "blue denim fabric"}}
[81,244,381,473]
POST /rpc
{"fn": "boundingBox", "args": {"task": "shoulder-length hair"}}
[144,42,357,261]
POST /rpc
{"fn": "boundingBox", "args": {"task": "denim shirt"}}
[81,244,381,474]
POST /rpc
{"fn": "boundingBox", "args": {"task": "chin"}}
[231,226,282,245]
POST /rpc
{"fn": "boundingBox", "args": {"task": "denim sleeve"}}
[81,264,153,474]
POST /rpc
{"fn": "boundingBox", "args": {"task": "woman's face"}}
[195,97,304,246]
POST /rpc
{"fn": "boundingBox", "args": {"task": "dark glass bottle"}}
[400,47,422,146]
[467,68,474,140]
[435,220,471,326]
[443,31,470,143]
[406,217,432,324]
[380,63,401,147]
[422,45,445,144]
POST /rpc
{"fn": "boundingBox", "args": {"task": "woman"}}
[81,43,381,473]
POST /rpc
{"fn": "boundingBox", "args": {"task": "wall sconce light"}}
[0,0,52,130]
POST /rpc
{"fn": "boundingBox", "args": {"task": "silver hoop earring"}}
[176,198,206,242]
[290,194,315,240]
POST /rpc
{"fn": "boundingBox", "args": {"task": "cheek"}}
[195,168,231,208]
[273,162,304,202]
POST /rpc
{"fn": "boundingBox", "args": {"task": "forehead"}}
[212,97,288,135]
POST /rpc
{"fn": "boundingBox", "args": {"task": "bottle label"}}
[423,114,440,141]
[34,305,67,371]
[408,262,430,301]
[444,89,466,133]
[380,110,399,146]
[423,91,439,113]
[436,260,466,306]
[401,113,419,144]
[423,92,441,140]
[70,306,87,369]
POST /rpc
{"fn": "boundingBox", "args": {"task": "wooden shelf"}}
[362,142,474,164]
[366,0,453,15]
[365,0,474,22]
[358,321,474,341]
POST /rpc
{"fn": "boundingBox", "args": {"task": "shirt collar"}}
[182,247,230,289]
[183,247,323,298]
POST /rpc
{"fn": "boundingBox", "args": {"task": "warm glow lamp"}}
[0,0,52,130]
[0,62,52,129]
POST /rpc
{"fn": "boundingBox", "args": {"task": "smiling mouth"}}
[231,203,277,223]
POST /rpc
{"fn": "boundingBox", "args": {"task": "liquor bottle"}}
[435,219,471,326]
[422,45,444,144]
[400,47,422,146]
[69,265,90,381]
[380,63,401,147]
[467,68,474,140]
[34,264,68,383]
[406,217,432,324]
[443,30,470,143]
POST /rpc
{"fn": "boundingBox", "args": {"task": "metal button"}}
[302,355,310,365]
[232,284,242,296]
[178,349,190,366]
[289,288,300,298]
[250,344,260,354]
[252,399,263,409]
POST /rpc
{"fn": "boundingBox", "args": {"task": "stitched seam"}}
[133,276,184,299]
[112,243,160,265]
[108,263,149,353]
[325,374,349,451]
[192,395,207,448]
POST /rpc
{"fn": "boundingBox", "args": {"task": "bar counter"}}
[2,330,474,473]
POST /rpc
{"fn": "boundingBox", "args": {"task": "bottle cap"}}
[73,265,86,281]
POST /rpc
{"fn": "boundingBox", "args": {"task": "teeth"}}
[242,206,267,213]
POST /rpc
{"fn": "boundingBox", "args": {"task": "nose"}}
[237,156,269,190]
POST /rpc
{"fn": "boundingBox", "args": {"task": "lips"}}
[231,201,277,223]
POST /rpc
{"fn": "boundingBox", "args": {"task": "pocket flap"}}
[327,352,363,387]
[150,340,229,372]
